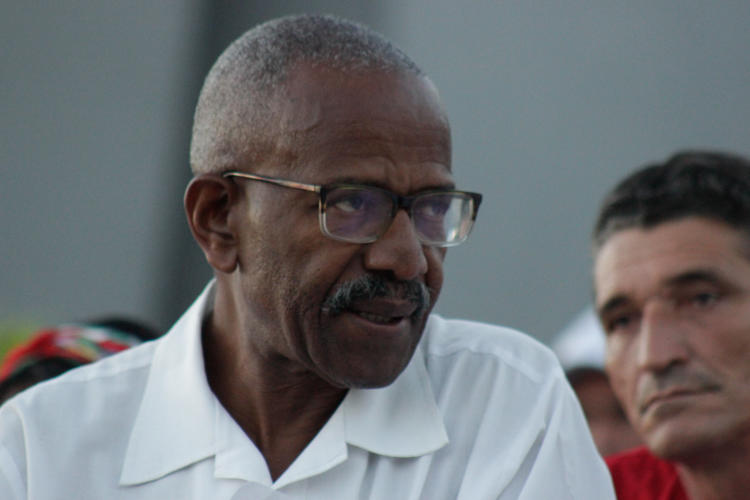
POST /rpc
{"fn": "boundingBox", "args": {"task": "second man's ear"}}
[184,174,239,274]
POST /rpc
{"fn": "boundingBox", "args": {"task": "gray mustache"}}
[637,365,721,412]
[322,274,430,318]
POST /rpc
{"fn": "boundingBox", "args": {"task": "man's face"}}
[230,64,452,389]
[594,217,750,460]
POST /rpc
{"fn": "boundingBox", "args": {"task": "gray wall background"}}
[3,1,749,343]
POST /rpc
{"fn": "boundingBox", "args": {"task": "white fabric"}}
[0,283,614,499]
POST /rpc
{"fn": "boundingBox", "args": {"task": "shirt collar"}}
[120,282,448,487]
[120,282,218,486]
[342,343,448,458]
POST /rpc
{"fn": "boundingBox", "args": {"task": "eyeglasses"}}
[223,171,482,247]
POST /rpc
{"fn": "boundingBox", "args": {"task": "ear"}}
[184,174,239,274]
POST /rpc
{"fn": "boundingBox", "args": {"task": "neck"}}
[676,445,750,500]
[202,296,347,481]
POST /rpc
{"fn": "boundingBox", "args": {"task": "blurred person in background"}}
[553,307,641,456]
[593,150,750,499]
[0,317,158,404]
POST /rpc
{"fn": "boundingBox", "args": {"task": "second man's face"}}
[594,216,750,460]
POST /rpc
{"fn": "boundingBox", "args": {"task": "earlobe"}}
[184,174,239,273]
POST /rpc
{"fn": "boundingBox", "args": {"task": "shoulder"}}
[418,314,574,439]
[0,338,156,447]
[10,336,155,401]
[0,338,158,496]
[417,315,615,498]
[421,314,563,385]
[606,447,684,499]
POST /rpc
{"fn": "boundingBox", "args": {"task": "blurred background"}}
[3,1,749,347]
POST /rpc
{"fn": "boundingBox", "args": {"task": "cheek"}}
[605,340,636,403]
[698,326,750,386]
[292,246,366,313]
[238,229,321,318]
[425,248,445,292]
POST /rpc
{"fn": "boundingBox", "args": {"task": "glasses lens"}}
[322,186,393,243]
[412,192,476,246]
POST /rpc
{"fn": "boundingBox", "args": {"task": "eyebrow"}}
[597,296,629,320]
[597,268,726,319]
[664,269,724,288]
[330,177,457,192]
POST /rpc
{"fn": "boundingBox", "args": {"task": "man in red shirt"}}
[592,151,750,499]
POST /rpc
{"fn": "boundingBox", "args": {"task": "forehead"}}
[594,217,750,304]
[265,63,452,189]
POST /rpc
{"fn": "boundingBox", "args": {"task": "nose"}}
[364,210,428,281]
[637,298,689,372]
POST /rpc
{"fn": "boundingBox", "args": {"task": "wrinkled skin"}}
[595,217,750,466]
[186,63,454,479]
[225,65,452,389]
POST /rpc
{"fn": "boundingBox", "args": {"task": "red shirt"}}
[606,447,688,500]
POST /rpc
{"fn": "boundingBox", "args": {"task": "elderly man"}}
[593,151,750,499]
[0,15,613,498]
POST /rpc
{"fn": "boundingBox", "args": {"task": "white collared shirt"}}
[0,283,614,499]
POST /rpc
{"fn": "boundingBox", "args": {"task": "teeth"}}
[355,311,396,324]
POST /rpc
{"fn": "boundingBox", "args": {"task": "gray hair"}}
[190,14,424,175]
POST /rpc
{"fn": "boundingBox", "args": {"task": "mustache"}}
[322,274,431,318]
[637,365,721,414]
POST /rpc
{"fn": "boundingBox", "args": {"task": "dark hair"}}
[593,150,750,251]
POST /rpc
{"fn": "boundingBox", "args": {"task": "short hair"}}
[593,150,750,251]
[190,14,424,175]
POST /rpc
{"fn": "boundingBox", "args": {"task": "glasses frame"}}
[222,170,482,247]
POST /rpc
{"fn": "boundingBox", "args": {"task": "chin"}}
[315,317,424,389]
[644,422,722,462]
[327,360,409,389]
[342,369,404,389]
[348,376,400,390]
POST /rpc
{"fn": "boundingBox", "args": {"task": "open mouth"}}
[344,298,418,326]
[350,309,406,325]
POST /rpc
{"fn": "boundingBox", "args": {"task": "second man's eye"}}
[691,292,720,308]
[604,312,639,336]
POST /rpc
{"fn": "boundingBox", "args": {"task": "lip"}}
[640,387,713,415]
[348,297,419,322]
[335,310,414,342]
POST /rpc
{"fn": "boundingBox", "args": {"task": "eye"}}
[604,313,637,335]
[416,195,452,219]
[691,291,720,308]
[334,195,364,213]
[328,190,371,214]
